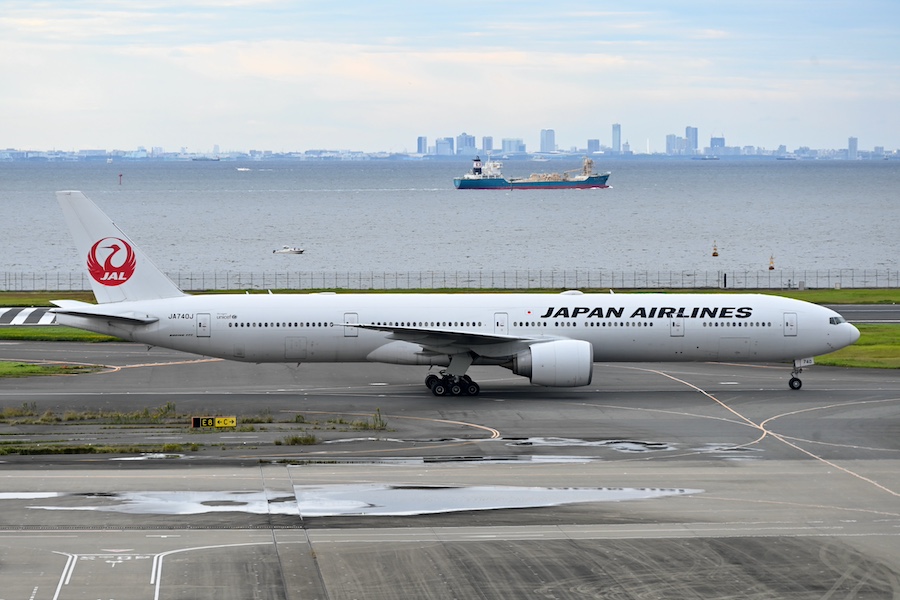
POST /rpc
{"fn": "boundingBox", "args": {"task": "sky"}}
[1,1,898,153]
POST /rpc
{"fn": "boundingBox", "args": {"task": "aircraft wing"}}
[351,323,548,358]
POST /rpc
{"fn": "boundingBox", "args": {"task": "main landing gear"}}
[425,372,481,396]
[426,353,480,396]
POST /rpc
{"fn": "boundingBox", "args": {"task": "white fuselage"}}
[56,292,859,366]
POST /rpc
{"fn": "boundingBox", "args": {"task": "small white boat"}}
[273,245,304,254]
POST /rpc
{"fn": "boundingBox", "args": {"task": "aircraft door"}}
[783,312,798,337]
[669,318,684,337]
[196,313,210,337]
[344,312,359,337]
[494,312,508,335]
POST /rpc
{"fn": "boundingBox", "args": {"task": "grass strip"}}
[0,326,118,342]
[0,362,103,377]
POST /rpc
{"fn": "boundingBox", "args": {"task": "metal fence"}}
[2,269,899,291]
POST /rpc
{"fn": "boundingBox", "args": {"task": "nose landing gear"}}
[789,358,814,390]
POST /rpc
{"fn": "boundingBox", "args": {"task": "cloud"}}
[0,0,898,150]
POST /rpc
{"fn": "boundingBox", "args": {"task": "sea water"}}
[1,158,897,275]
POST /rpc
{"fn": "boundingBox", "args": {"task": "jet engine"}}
[510,339,593,387]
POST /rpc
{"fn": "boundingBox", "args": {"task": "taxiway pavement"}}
[1,341,899,599]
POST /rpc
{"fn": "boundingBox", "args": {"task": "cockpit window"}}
[829,316,847,325]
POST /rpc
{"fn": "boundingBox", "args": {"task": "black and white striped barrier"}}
[0,308,57,326]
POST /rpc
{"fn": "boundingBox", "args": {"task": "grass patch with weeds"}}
[281,433,318,446]
[351,409,388,431]
[0,362,103,378]
[1,401,181,425]
[0,443,196,456]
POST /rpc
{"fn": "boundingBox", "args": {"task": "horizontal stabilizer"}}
[50,300,158,325]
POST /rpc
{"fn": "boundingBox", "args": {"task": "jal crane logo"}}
[87,237,136,286]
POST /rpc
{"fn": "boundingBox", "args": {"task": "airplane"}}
[51,190,860,396]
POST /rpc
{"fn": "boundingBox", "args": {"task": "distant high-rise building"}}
[709,136,726,155]
[435,137,454,156]
[456,132,477,156]
[482,136,493,153]
[540,129,556,153]
[848,137,858,160]
[417,136,428,154]
[501,138,526,154]
[587,139,600,154]
[685,126,698,155]
[612,124,621,153]
[666,134,686,155]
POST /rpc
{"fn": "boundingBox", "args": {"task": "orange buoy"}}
[712,242,719,257]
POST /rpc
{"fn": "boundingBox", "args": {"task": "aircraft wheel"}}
[431,381,448,396]
[449,382,463,396]
[464,381,480,396]
[425,374,439,390]
[789,377,802,390]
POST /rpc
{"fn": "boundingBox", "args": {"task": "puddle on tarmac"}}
[0,492,61,500]
[693,443,763,460]
[26,491,300,515]
[295,484,700,516]
[22,485,701,517]
[507,438,675,452]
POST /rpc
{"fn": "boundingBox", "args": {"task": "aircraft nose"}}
[848,323,861,345]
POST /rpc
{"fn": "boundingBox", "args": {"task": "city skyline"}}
[2,1,898,152]
[4,121,886,159]
[1,126,888,160]
[416,126,886,157]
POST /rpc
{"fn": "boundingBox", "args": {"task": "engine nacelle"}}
[511,340,593,387]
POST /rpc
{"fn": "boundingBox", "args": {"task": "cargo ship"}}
[453,156,610,190]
